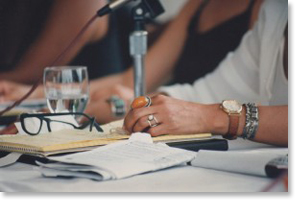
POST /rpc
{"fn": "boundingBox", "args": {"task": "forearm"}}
[1,0,108,84]
[205,104,288,147]
[252,106,288,146]
[90,72,126,93]
[121,0,204,93]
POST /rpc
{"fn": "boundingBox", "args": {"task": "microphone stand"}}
[129,0,164,98]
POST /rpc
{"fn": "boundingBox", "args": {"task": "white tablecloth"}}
[0,138,287,192]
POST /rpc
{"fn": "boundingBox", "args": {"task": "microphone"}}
[97,0,136,17]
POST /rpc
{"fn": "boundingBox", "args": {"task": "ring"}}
[106,95,126,117]
[148,114,154,121]
[147,114,159,128]
[131,96,152,109]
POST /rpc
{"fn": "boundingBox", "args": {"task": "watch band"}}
[223,114,240,140]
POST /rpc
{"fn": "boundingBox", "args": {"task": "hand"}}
[0,80,43,102]
[123,95,223,137]
[85,85,134,124]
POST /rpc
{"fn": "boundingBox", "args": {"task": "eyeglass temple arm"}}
[46,119,79,129]
[90,118,104,132]
[46,118,103,132]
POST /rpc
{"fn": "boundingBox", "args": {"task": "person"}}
[0,0,263,123]
[123,0,288,147]
[0,0,125,83]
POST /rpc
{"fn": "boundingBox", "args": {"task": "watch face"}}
[222,100,242,113]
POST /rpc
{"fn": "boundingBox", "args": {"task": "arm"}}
[205,104,288,146]
[0,0,108,84]
[0,80,43,102]
[123,95,288,147]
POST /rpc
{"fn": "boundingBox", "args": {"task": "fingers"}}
[147,124,168,137]
[133,113,163,133]
[124,106,158,133]
[124,95,170,133]
[125,112,168,137]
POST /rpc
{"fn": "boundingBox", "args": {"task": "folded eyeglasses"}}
[19,112,103,136]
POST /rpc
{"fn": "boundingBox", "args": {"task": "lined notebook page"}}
[0,120,211,155]
[0,130,128,152]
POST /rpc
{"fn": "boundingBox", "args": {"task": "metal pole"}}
[130,30,148,98]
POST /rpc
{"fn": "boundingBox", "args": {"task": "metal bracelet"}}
[241,103,259,140]
[106,95,126,118]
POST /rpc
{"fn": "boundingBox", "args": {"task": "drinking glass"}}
[43,66,89,113]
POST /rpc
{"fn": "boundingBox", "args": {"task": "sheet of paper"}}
[39,167,104,181]
[0,152,22,167]
[43,133,196,179]
[36,161,113,180]
[191,148,288,177]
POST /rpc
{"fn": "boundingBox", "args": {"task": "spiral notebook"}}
[0,120,211,157]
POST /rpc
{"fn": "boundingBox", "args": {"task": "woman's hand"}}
[0,80,44,102]
[85,84,134,124]
[123,95,227,137]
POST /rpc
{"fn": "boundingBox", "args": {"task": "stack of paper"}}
[37,133,197,181]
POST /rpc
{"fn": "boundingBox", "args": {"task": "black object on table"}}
[0,115,19,126]
[167,139,228,152]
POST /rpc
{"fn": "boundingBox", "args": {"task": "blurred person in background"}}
[0,0,126,83]
[0,0,263,125]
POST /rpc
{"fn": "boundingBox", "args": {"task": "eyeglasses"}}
[19,112,103,136]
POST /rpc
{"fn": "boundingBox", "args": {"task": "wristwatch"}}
[220,100,243,140]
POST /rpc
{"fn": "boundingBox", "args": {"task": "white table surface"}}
[0,138,286,192]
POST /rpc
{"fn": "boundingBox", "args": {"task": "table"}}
[0,138,286,192]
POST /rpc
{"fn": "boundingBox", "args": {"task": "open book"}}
[0,120,211,157]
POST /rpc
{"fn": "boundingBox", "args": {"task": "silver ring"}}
[147,114,159,127]
[148,114,154,121]
[145,96,152,107]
